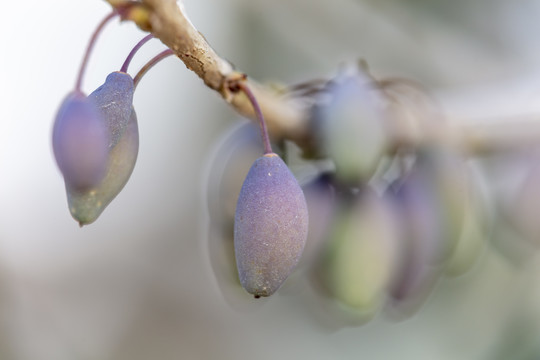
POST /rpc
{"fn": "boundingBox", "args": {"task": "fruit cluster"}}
[56,10,539,323]
[53,11,172,226]
[206,66,494,324]
[305,72,492,322]
[53,12,309,299]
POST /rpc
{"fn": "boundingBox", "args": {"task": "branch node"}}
[108,1,152,31]
[223,72,248,102]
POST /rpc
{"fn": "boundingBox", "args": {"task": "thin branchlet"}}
[107,0,540,157]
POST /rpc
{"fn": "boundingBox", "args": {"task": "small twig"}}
[104,0,540,158]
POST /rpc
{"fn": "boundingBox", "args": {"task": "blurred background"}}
[1,0,540,359]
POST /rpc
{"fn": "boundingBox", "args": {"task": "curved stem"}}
[120,34,154,73]
[238,82,273,155]
[75,11,118,93]
[133,49,175,88]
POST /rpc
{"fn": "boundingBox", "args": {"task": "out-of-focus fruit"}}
[507,157,540,247]
[314,71,389,183]
[446,164,490,277]
[385,149,470,317]
[318,188,399,320]
[64,73,138,225]
[52,92,109,191]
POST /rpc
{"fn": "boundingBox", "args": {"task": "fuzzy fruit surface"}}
[67,109,139,225]
[88,71,134,148]
[234,153,309,297]
[66,72,138,225]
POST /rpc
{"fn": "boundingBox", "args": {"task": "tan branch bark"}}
[110,0,311,149]
[108,0,540,158]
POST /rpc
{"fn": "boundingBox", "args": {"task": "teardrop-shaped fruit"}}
[67,109,139,225]
[234,153,309,297]
[385,175,444,314]
[52,91,109,191]
[445,165,489,277]
[319,188,399,320]
[65,72,138,225]
[206,122,270,306]
[417,150,470,265]
[384,149,469,317]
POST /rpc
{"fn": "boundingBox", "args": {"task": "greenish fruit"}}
[67,109,139,225]
[508,159,540,247]
[234,153,309,298]
[445,165,489,277]
[320,188,399,318]
[409,149,469,265]
[314,72,389,183]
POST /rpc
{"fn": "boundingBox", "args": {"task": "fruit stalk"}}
[120,33,154,73]
[133,49,174,88]
[75,10,118,92]
[236,81,273,155]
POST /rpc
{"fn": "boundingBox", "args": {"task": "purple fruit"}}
[53,91,109,191]
[67,109,139,225]
[385,175,443,312]
[206,123,269,306]
[234,153,309,297]
[384,149,469,317]
[299,173,336,270]
[65,73,138,225]
[53,17,148,224]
